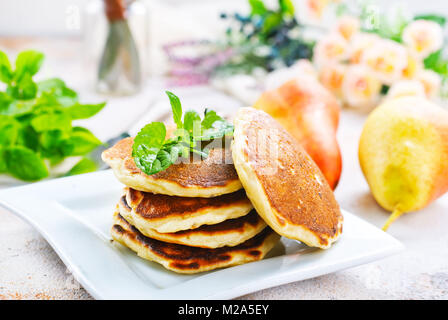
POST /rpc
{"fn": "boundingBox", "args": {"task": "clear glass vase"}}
[83,0,148,95]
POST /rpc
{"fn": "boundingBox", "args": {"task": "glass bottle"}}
[83,0,148,95]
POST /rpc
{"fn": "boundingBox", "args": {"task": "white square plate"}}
[0,170,403,300]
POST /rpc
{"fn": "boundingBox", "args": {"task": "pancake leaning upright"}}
[232,107,343,249]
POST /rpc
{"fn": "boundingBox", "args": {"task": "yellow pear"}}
[359,96,448,230]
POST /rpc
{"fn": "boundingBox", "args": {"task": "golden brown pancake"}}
[122,187,253,233]
[111,212,280,274]
[118,197,267,248]
[102,137,242,197]
[232,107,343,249]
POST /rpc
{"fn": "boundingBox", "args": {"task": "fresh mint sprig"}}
[132,91,233,176]
[0,49,106,181]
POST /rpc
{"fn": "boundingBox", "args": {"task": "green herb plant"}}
[132,91,233,175]
[0,50,106,181]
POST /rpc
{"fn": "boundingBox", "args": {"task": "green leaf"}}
[66,102,106,120]
[61,127,102,156]
[0,50,105,181]
[0,92,13,114]
[424,49,448,76]
[30,112,71,133]
[65,157,97,176]
[132,122,167,175]
[0,147,6,173]
[132,92,234,175]
[4,99,36,116]
[17,124,39,151]
[183,110,201,136]
[0,115,19,146]
[4,146,48,181]
[201,109,223,129]
[37,78,78,107]
[0,51,12,84]
[380,85,390,95]
[414,14,446,27]
[165,91,183,128]
[249,0,267,16]
[279,0,295,16]
[39,129,68,150]
[199,119,234,141]
[262,13,282,35]
[37,78,66,93]
[14,50,44,81]
[7,73,37,100]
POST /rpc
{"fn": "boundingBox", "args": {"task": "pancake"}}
[118,198,266,248]
[111,212,280,274]
[232,107,343,249]
[102,137,242,197]
[122,187,253,233]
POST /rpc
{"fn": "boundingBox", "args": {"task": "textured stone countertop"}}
[1,38,448,300]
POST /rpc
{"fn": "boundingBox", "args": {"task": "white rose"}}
[361,39,408,84]
[313,33,349,68]
[386,80,426,100]
[342,65,382,108]
[336,16,360,41]
[349,32,382,64]
[416,69,442,98]
[318,62,347,97]
[402,20,444,59]
[402,51,423,79]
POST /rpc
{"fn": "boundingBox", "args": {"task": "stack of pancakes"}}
[102,107,344,274]
[102,137,280,274]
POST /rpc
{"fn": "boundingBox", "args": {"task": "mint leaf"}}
[0,51,12,84]
[183,110,201,137]
[37,78,78,107]
[61,127,102,156]
[66,157,97,176]
[2,99,35,116]
[0,92,12,113]
[4,146,48,181]
[14,50,44,81]
[200,121,234,140]
[31,112,71,132]
[66,102,106,119]
[132,122,168,175]
[7,73,37,100]
[166,91,183,128]
[0,115,19,146]
[132,92,233,175]
[37,78,66,92]
[0,147,6,173]
[39,129,68,150]
[0,50,105,181]
[202,109,223,129]
[17,124,39,151]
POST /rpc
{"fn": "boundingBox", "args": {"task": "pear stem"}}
[382,207,403,231]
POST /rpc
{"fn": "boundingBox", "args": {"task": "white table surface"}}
[1,38,448,300]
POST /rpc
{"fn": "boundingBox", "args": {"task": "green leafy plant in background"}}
[0,50,105,181]
[132,91,233,176]
[215,0,314,76]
